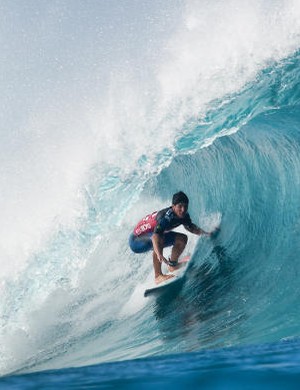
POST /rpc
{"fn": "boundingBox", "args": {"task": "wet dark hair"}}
[172,191,189,205]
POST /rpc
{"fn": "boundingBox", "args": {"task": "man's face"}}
[172,202,188,218]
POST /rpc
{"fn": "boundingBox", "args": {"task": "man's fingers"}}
[161,257,169,265]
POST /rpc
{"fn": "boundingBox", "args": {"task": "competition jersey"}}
[133,207,193,237]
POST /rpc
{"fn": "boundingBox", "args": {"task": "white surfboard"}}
[144,255,190,297]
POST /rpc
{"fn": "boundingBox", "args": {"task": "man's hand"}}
[185,223,221,238]
[157,254,169,265]
[210,227,221,239]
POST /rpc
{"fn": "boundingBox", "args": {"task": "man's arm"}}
[152,233,168,263]
[184,223,211,236]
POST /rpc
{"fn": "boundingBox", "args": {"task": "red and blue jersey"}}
[133,207,193,237]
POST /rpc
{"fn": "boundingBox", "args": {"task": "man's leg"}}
[169,233,188,271]
[153,252,174,284]
[171,233,188,261]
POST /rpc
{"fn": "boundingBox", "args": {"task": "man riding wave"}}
[129,191,215,284]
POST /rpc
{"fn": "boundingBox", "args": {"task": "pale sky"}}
[0,0,182,134]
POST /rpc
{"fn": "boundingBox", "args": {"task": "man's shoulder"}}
[155,207,174,223]
[157,206,171,216]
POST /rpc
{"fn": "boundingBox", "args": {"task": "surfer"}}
[129,191,214,284]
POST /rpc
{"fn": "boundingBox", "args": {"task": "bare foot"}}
[155,274,175,285]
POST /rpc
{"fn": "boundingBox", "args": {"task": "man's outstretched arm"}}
[184,223,212,236]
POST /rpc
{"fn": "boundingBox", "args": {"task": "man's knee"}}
[176,233,188,247]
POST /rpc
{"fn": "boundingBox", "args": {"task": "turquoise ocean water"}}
[1,1,300,388]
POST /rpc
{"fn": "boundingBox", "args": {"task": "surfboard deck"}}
[144,255,190,298]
